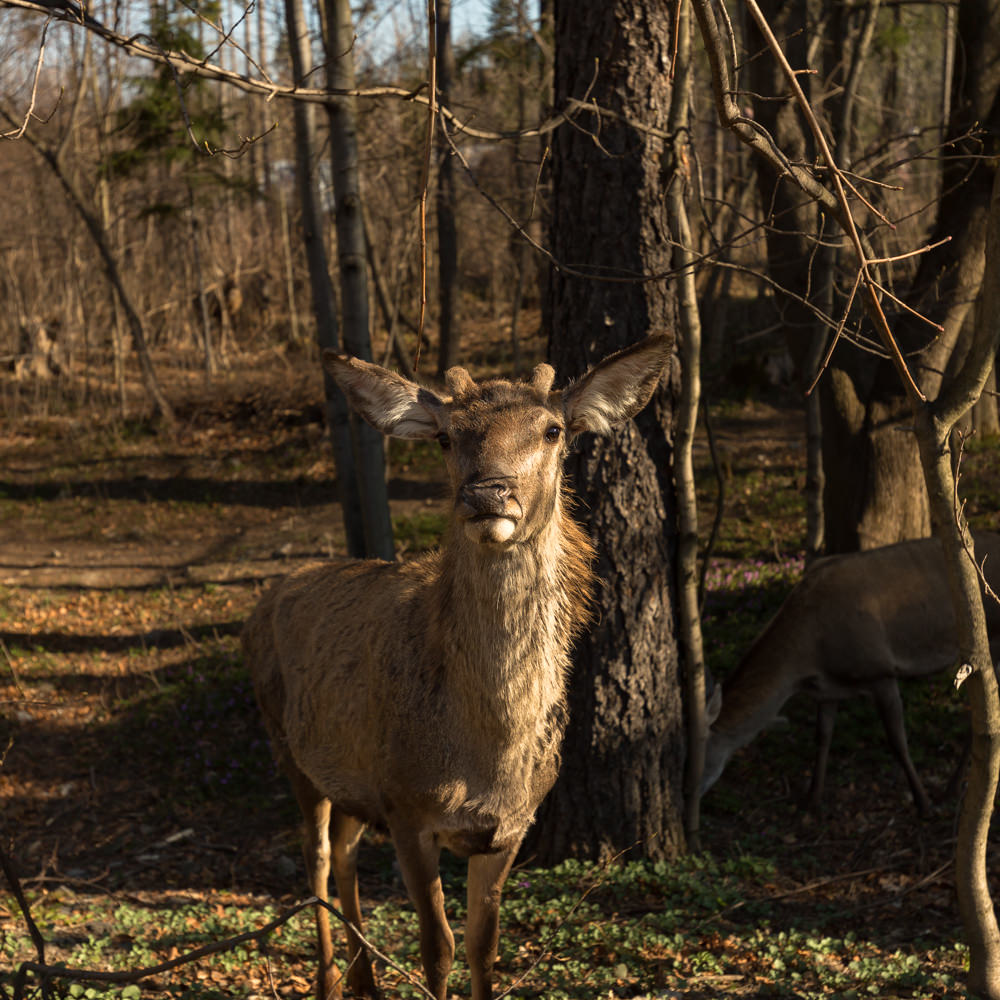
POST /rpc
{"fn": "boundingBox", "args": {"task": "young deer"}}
[701,534,1000,816]
[243,335,672,1000]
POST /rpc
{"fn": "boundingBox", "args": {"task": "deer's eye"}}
[436,431,451,450]
[545,425,563,443]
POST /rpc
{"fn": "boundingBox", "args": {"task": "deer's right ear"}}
[323,351,444,439]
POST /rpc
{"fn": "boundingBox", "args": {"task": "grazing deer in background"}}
[700,534,1000,817]
[243,335,672,1000]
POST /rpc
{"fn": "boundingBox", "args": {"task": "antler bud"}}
[531,363,555,395]
[445,366,476,396]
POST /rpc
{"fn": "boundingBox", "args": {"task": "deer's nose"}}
[460,478,513,516]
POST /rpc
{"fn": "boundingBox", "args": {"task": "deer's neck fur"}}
[710,615,818,759]
[433,497,594,716]
[396,498,593,841]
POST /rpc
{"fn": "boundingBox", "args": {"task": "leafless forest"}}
[1,1,561,414]
[4,0,1000,997]
[0,0,972,417]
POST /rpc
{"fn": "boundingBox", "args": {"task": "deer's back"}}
[739,534,1000,695]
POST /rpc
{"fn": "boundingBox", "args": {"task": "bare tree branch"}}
[1,13,54,139]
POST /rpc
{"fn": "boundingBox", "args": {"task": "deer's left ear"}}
[562,333,673,437]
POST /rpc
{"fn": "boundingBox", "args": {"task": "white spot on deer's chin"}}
[465,517,517,544]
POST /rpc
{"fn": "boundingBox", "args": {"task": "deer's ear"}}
[323,351,444,438]
[562,333,673,437]
[705,679,723,728]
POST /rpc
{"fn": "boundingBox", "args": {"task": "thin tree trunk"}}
[278,188,300,345]
[86,33,126,416]
[13,132,175,426]
[536,0,554,341]
[743,0,855,556]
[283,0,367,557]
[435,0,459,376]
[188,185,218,378]
[914,165,1000,998]
[666,0,709,851]
[362,204,416,380]
[257,0,273,196]
[322,0,395,561]
[507,0,532,377]
[96,170,126,415]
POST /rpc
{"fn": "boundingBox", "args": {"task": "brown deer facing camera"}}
[243,335,672,1000]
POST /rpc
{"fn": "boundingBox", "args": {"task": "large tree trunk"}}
[527,0,685,863]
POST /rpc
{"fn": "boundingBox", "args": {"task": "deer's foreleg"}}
[806,700,838,811]
[465,844,519,1000]
[390,826,454,1000]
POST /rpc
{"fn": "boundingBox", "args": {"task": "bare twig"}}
[697,396,726,613]
[806,268,863,395]
[742,0,927,401]
[1,14,56,139]
[870,279,946,332]
[868,236,952,265]
[1,842,50,1000]
[7,891,437,1000]
[0,639,27,700]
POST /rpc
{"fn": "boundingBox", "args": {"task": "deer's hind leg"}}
[871,677,932,817]
[330,811,377,997]
[285,768,349,1000]
[805,699,838,812]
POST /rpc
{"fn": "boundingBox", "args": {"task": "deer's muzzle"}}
[459,477,520,543]
[460,478,513,515]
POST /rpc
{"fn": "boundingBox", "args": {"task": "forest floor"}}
[2,346,1000,999]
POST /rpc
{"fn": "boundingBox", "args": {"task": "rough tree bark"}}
[527,0,685,863]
